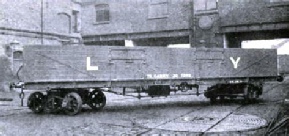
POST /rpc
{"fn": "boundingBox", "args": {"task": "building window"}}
[13,51,23,61]
[72,10,80,33]
[148,0,168,19]
[195,0,217,11]
[95,4,109,24]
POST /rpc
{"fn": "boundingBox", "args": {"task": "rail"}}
[266,116,289,135]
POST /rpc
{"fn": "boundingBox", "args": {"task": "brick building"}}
[219,0,289,48]
[80,0,223,47]
[0,0,287,50]
[81,0,193,46]
[192,0,222,48]
[81,0,289,48]
[0,0,82,46]
[0,0,82,92]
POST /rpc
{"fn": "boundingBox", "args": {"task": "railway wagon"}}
[14,46,281,115]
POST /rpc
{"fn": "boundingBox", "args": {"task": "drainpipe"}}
[189,0,195,47]
[41,0,44,45]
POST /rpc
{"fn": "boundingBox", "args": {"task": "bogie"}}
[205,83,262,103]
[26,88,107,115]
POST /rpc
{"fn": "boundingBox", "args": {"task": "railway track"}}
[113,101,255,135]
[129,98,283,135]
[1,80,285,135]
[0,93,283,135]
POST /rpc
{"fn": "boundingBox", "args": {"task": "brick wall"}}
[0,57,14,92]
[0,0,82,91]
[219,0,289,27]
[81,0,190,36]
[0,0,82,45]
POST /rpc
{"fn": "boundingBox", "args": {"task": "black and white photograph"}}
[0,0,289,135]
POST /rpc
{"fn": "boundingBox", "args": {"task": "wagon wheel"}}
[27,92,45,114]
[88,89,106,111]
[243,97,250,105]
[209,95,217,104]
[219,96,225,102]
[63,92,82,115]
[46,95,63,113]
[243,85,253,104]
[180,82,190,92]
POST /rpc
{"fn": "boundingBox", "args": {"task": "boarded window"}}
[148,0,168,19]
[195,0,217,11]
[95,4,109,23]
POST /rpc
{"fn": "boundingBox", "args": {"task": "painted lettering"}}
[153,74,169,78]
[146,73,192,79]
[147,74,153,78]
[86,57,98,71]
[230,57,241,69]
[181,74,192,78]
[172,74,178,78]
